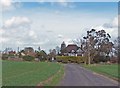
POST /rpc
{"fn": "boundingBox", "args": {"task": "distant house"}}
[24,47,36,57]
[60,42,83,56]
[8,51,16,55]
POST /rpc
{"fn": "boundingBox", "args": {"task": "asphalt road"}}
[59,63,118,86]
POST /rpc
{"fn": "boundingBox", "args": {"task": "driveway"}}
[59,63,118,86]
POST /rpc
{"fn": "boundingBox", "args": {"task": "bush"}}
[36,50,48,61]
[56,56,84,63]
[22,55,34,61]
[2,54,8,60]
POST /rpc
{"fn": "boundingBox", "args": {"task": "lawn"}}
[83,64,119,80]
[2,60,64,86]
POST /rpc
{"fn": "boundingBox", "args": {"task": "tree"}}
[82,29,113,64]
[50,49,56,57]
[56,46,60,55]
[72,37,83,47]
[95,30,113,59]
[52,49,56,55]
[82,29,96,64]
[49,49,52,53]
[38,46,41,51]
[48,49,57,61]
[36,50,47,61]
[114,36,120,63]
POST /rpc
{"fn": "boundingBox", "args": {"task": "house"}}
[24,47,36,57]
[60,42,83,56]
[24,47,34,53]
[8,51,16,55]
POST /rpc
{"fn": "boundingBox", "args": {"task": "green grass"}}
[44,65,64,86]
[2,60,64,86]
[83,64,119,80]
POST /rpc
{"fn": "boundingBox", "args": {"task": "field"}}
[83,64,119,80]
[2,60,64,86]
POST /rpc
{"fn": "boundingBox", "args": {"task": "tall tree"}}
[38,46,41,52]
[82,29,113,64]
[36,50,47,61]
[56,46,60,55]
[114,36,120,63]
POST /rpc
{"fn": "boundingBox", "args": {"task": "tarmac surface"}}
[59,63,118,86]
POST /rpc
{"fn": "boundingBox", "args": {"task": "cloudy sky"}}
[0,0,119,53]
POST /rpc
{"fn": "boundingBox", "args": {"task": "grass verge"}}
[38,64,64,86]
[82,64,119,81]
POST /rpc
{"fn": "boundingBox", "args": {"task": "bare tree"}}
[73,37,82,47]
[56,46,60,55]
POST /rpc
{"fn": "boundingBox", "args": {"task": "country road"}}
[59,63,118,86]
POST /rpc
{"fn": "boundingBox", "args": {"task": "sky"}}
[0,0,119,53]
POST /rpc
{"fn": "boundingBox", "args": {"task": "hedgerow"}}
[56,56,84,63]
[22,55,35,61]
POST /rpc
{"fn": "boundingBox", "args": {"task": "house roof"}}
[65,44,79,53]
[24,47,34,51]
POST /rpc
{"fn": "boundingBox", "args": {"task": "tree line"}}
[73,29,119,64]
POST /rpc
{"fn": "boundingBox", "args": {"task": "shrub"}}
[2,54,8,60]
[56,56,84,63]
[36,50,48,61]
[22,55,34,61]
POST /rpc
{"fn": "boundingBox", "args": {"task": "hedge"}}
[56,56,84,63]
[22,55,35,61]
[2,54,8,60]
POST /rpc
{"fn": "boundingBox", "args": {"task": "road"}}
[59,63,118,86]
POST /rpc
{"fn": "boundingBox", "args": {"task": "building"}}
[24,47,36,57]
[60,41,66,55]
[60,42,83,56]
[8,51,16,55]
[61,41,66,51]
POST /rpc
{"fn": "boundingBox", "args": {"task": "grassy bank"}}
[83,64,119,80]
[2,60,64,86]
[43,64,64,86]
